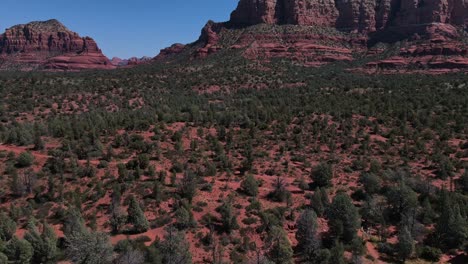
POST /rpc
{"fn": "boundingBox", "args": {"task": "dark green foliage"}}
[397,226,414,261]
[459,169,468,194]
[216,199,239,233]
[311,163,333,188]
[178,170,198,204]
[268,177,291,203]
[63,209,113,264]
[154,227,192,264]
[175,205,195,230]
[329,241,345,264]
[419,246,442,262]
[359,173,381,195]
[24,221,58,264]
[4,236,33,264]
[0,213,16,241]
[267,226,293,264]
[385,181,418,221]
[240,174,259,197]
[296,210,323,262]
[153,181,164,203]
[127,195,149,233]
[327,193,360,243]
[137,154,150,169]
[310,188,325,216]
[16,152,34,168]
[435,191,468,249]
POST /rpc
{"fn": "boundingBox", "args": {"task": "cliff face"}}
[229,0,468,33]
[0,19,115,71]
[182,0,468,72]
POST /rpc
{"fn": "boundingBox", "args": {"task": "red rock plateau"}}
[160,0,468,72]
[0,19,115,71]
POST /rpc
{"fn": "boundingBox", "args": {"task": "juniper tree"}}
[179,170,198,204]
[267,226,293,264]
[0,213,16,241]
[329,241,345,264]
[127,195,149,233]
[64,208,113,264]
[156,226,192,264]
[240,174,259,197]
[397,226,414,262]
[296,210,322,261]
[327,193,361,243]
[217,199,239,233]
[311,163,333,188]
[4,236,33,264]
[24,221,58,263]
[310,189,325,216]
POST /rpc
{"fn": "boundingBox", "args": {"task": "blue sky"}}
[1,0,238,58]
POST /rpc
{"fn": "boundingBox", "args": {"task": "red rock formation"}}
[196,22,222,58]
[173,0,467,72]
[154,43,186,60]
[0,19,115,71]
[229,0,468,34]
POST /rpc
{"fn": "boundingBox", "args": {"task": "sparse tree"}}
[328,193,360,243]
[296,210,322,261]
[397,226,414,262]
[311,163,333,188]
[267,226,293,264]
[64,209,113,264]
[240,174,259,197]
[127,196,149,233]
[156,226,192,264]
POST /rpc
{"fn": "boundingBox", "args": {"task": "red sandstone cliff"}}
[181,0,468,72]
[0,19,115,71]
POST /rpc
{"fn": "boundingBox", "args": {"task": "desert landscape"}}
[0,0,467,264]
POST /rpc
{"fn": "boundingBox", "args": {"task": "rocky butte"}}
[0,19,115,71]
[158,0,468,72]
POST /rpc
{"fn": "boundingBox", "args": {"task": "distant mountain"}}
[157,0,468,73]
[110,56,152,67]
[0,19,115,71]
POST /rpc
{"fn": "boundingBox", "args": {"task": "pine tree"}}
[33,123,45,151]
[24,221,57,263]
[64,208,113,264]
[153,181,164,204]
[217,199,239,233]
[127,196,149,233]
[175,206,192,230]
[296,210,322,261]
[329,241,345,264]
[157,226,192,264]
[310,189,324,216]
[179,170,198,204]
[328,193,361,243]
[0,213,16,241]
[397,226,414,262]
[110,187,126,234]
[267,227,293,264]
[4,236,33,264]
[0,253,7,264]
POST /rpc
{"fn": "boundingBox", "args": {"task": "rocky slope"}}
[0,19,115,71]
[162,0,468,72]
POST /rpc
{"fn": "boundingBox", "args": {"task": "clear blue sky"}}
[1,0,239,58]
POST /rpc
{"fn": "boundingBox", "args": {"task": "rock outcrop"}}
[0,19,115,71]
[174,0,468,72]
